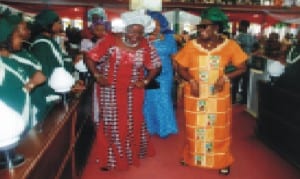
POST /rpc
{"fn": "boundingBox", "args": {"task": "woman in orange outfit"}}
[174,7,247,175]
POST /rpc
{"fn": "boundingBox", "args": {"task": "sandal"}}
[219,166,230,175]
[100,167,111,171]
[180,160,188,166]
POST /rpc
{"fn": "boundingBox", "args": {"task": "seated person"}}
[275,60,300,93]
[275,30,300,93]
[264,32,282,60]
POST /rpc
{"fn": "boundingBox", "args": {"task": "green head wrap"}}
[200,7,229,32]
[0,13,23,43]
[34,9,59,28]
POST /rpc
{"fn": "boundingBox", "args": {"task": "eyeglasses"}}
[197,23,214,29]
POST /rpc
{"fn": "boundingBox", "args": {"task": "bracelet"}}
[27,82,34,89]
[143,79,149,85]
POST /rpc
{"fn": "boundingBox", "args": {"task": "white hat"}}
[48,67,75,93]
[267,60,285,77]
[111,19,126,33]
[121,9,155,34]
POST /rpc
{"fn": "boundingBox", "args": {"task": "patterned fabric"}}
[80,37,104,126]
[87,34,161,170]
[174,39,247,169]
[143,34,178,137]
[12,50,42,128]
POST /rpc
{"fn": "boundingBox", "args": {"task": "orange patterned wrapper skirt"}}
[182,60,233,169]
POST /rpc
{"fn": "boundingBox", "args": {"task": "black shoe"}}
[0,153,24,169]
[180,160,187,166]
[219,166,230,175]
[100,167,110,171]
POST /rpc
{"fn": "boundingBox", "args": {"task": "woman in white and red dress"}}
[86,10,161,170]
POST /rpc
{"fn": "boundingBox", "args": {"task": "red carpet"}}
[81,104,300,179]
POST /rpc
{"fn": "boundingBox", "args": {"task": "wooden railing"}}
[0,84,95,179]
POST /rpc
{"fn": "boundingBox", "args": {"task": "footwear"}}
[100,167,110,171]
[0,153,24,169]
[180,160,187,166]
[219,166,230,175]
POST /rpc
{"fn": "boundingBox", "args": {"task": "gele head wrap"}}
[200,7,229,32]
[146,10,173,34]
[121,9,155,34]
[87,7,107,22]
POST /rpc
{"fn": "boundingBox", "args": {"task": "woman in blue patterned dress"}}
[143,10,178,138]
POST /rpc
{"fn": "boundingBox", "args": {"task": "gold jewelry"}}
[28,82,34,89]
[122,36,139,48]
[143,79,149,85]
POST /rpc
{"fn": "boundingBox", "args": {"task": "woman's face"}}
[125,24,144,45]
[52,19,63,34]
[92,14,102,24]
[92,24,106,39]
[11,30,23,51]
[153,20,161,34]
[197,19,217,40]
[17,21,31,40]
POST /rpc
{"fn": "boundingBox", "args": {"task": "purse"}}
[145,79,160,89]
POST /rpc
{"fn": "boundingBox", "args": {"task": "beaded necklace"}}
[122,36,139,48]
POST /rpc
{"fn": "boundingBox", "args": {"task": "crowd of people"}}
[0,4,299,175]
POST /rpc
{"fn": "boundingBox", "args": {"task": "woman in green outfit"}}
[30,9,75,121]
[0,11,46,129]
[0,10,46,168]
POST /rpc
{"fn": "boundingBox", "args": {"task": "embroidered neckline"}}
[193,38,229,54]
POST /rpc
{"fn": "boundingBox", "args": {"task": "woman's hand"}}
[214,76,225,93]
[189,80,200,97]
[134,79,147,88]
[24,71,46,92]
[94,74,110,86]
[72,80,86,93]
